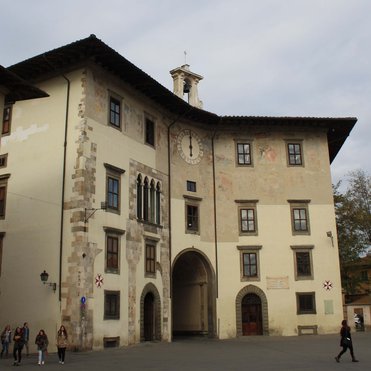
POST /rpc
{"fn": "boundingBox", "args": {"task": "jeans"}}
[38,350,46,364]
[1,341,10,357]
[58,347,66,362]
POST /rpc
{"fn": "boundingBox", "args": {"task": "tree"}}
[334,169,371,294]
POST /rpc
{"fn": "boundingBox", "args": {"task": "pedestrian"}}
[56,325,68,364]
[22,322,30,356]
[12,327,24,366]
[335,319,359,363]
[35,329,48,366]
[1,324,12,358]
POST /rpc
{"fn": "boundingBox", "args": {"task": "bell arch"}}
[236,285,269,336]
[172,249,216,337]
[140,283,161,341]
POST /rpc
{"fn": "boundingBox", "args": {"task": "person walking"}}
[12,327,24,366]
[22,323,30,356]
[1,324,12,358]
[56,325,68,364]
[335,319,359,363]
[35,329,48,366]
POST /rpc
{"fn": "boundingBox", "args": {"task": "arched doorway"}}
[236,285,269,336]
[241,293,262,335]
[172,250,216,337]
[144,292,155,341]
[140,283,161,341]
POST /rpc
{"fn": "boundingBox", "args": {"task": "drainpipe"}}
[211,120,221,338]
[58,74,70,302]
[42,55,70,302]
[167,107,194,301]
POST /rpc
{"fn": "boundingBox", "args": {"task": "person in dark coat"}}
[12,327,24,366]
[335,320,359,363]
[35,329,49,365]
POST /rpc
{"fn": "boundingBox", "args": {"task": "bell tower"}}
[170,64,203,109]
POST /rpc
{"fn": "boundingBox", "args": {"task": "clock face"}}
[176,129,204,164]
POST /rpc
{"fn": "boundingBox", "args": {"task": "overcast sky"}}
[1,0,370,187]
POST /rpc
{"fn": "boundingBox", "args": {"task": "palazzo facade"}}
[0,35,356,350]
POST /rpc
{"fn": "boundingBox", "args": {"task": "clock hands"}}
[188,130,193,157]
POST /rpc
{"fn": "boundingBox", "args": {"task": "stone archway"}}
[172,249,216,337]
[140,283,161,341]
[236,285,269,336]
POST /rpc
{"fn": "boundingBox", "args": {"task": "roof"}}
[346,295,371,306]
[0,65,48,103]
[7,35,356,162]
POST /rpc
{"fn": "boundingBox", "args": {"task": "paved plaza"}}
[1,331,370,370]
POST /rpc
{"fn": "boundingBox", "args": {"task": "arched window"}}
[137,174,142,219]
[143,177,149,221]
[156,182,161,225]
[150,179,155,223]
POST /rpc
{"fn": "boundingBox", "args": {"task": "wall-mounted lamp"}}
[84,202,107,223]
[326,231,334,247]
[40,270,57,292]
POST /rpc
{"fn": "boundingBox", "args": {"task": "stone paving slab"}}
[1,331,370,370]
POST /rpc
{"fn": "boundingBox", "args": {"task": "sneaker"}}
[61,362,64,364]
[352,359,359,362]
[41,361,45,365]
[335,356,340,363]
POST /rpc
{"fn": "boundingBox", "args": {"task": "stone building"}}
[0,35,356,350]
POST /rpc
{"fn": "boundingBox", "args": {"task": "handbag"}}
[343,337,351,346]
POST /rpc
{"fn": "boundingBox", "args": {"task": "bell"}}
[183,81,191,93]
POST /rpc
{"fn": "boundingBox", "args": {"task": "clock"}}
[176,129,204,164]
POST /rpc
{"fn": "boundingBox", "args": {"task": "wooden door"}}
[144,293,154,341]
[242,294,263,335]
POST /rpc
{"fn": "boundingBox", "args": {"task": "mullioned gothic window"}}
[136,173,161,225]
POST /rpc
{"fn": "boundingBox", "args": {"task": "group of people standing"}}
[1,323,68,366]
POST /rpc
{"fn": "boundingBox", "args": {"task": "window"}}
[236,142,252,165]
[360,270,368,281]
[145,243,156,276]
[287,142,303,166]
[104,290,120,319]
[289,200,310,235]
[187,181,196,192]
[0,154,8,168]
[238,245,261,281]
[145,117,155,146]
[236,200,258,235]
[291,246,314,280]
[240,208,256,233]
[136,174,161,225]
[2,105,12,135]
[0,174,10,219]
[105,164,125,214]
[186,204,199,233]
[296,292,316,314]
[104,227,125,274]
[106,235,119,273]
[0,233,4,276]
[109,97,121,128]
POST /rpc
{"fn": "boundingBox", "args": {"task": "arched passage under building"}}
[172,249,216,338]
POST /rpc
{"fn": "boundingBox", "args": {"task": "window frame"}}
[2,105,12,136]
[0,154,8,168]
[186,180,197,192]
[104,164,125,214]
[296,292,316,315]
[286,140,304,167]
[0,232,4,276]
[145,117,155,147]
[184,196,202,234]
[291,245,314,280]
[104,290,120,320]
[236,200,258,236]
[145,242,157,277]
[0,174,10,219]
[236,140,253,166]
[288,200,311,235]
[238,245,262,282]
[109,96,121,129]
